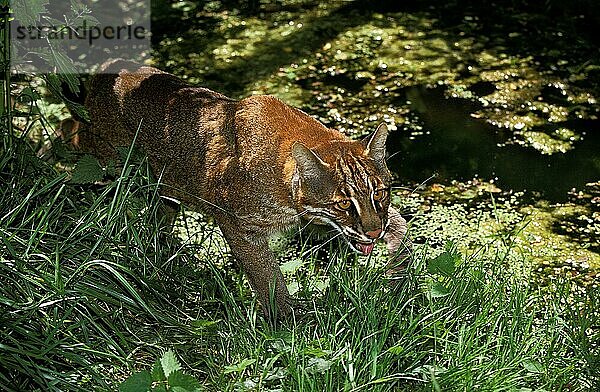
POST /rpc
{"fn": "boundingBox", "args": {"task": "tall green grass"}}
[1,132,598,391]
[0,135,211,390]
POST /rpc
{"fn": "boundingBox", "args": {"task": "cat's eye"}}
[373,189,387,201]
[337,200,352,210]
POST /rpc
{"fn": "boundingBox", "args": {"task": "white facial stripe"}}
[370,191,377,212]
[304,206,335,219]
[321,217,344,234]
[345,226,360,236]
[351,197,361,215]
[303,206,340,225]
[303,205,364,244]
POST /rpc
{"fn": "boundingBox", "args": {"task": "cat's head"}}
[292,124,392,255]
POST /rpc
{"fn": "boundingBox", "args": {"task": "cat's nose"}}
[366,228,382,239]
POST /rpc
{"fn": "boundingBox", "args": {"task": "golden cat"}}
[76,59,410,317]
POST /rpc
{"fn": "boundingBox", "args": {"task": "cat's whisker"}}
[411,174,436,195]
[390,175,437,223]
[296,216,316,235]
[292,211,308,219]
[386,150,403,161]
[391,174,436,195]
[301,231,344,259]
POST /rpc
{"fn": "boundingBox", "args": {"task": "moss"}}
[398,181,599,288]
[517,131,574,154]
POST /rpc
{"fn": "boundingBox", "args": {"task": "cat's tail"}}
[47,73,89,148]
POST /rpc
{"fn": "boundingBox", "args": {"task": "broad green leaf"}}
[168,370,203,391]
[312,277,330,292]
[280,258,302,274]
[427,251,458,277]
[302,347,331,357]
[17,87,41,102]
[430,282,450,298]
[69,0,99,26]
[119,371,152,392]
[287,280,299,295]
[43,74,90,123]
[34,43,79,76]
[306,357,332,374]
[117,145,146,166]
[151,358,166,382]
[106,159,118,177]
[70,154,103,184]
[41,43,80,81]
[172,387,198,392]
[160,350,181,378]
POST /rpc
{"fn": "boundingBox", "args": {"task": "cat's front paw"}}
[383,207,412,279]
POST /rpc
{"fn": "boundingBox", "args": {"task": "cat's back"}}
[233,95,345,172]
[89,59,233,130]
[83,60,236,159]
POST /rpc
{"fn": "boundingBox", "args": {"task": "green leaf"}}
[69,0,99,26]
[427,252,458,277]
[168,370,203,392]
[312,277,330,292]
[306,357,332,374]
[191,319,221,330]
[223,358,256,374]
[387,344,404,355]
[106,159,118,178]
[301,347,331,357]
[521,359,544,373]
[280,258,302,274]
[160,350,181,378]
[12,0,49,25]
[430,282,450,298]
[152,358,166,382]
[44,74,90,123]
[119,371,152,392]
[70,154,103,184]
[34,43,80,76]
[117,145,146,166]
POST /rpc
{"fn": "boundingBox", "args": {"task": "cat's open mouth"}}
[351,241,376,256]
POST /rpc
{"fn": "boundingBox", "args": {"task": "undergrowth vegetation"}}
[0,133,598,391]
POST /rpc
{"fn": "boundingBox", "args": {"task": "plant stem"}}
[1,4,12,136]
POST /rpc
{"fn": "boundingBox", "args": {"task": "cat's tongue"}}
[355,242,375,255]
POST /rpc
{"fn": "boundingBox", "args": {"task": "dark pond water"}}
[387,86,600,202]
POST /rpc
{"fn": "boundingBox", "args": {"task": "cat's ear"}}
[362,123,388,169]
[292,143,334,196]
[292,142,330,180]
